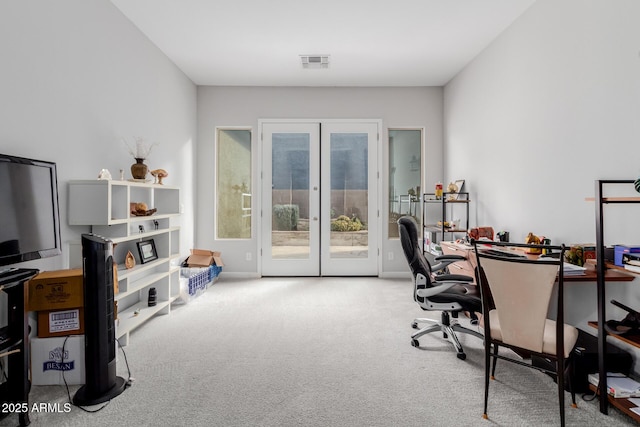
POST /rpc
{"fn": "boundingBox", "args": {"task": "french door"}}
[260,120,379,276]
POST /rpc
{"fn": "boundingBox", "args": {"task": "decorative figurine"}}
[97,169,112,180]
[125,250,136,269]
[150,169,168,185]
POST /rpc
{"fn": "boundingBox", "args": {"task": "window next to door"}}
[216,128,252,239]
[388,129,423,239]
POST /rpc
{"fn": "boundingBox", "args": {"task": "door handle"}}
[313,217,318,221]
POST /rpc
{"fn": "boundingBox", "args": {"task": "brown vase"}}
[131,158,148,180]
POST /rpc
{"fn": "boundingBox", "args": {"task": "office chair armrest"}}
[434,254,466,263]
[431,255,466,272]
[433,274,473,283]
[416,282,459,298]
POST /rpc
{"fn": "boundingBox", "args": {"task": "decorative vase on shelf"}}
[131,158,148,180]
[635,177,640,193]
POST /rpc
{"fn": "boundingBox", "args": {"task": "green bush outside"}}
[331,215,364,232]
[273,204,299,231]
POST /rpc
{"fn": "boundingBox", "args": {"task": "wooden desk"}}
[439,241,476,281]
[440,241,634,283]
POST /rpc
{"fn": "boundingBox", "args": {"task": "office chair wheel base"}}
[411,322,418,329]
[457,352,466,360]
[411,339,419,347]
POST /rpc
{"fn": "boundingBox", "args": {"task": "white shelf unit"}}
[68,180,181,346]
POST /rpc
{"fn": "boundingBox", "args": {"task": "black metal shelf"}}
[422,192,470,252]
[593,179,640,418]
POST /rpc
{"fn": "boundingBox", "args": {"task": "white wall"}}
[444,0,640,246]
[0,0,197,273]
[197,86,443,276]
[444,0,640,367]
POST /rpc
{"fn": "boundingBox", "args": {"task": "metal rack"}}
[422,192,470,253]
[593,179,640,418]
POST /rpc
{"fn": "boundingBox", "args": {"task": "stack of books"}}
[588,372,640,398]
[562,262,587,276]
[622,253,640,273]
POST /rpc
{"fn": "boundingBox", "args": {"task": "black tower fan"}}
[73,234,126,405]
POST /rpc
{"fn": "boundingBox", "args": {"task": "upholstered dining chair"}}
[398,216,483,360]
[472,240,578,427]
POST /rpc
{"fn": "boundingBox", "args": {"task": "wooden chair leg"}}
[483,340,491,419]
[557,358,566,427]
[490,344,498,380]
[568,356,577,408]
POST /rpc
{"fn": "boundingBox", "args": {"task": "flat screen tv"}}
[0,153,61,267]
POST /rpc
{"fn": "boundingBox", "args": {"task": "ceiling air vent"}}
[300,55,330,69]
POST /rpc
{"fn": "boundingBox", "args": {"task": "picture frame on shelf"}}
[450,179,466,200]
[137,239,158,264]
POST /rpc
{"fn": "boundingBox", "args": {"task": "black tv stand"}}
[0,268,38,427]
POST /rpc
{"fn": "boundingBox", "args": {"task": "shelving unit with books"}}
[592,179,640,420]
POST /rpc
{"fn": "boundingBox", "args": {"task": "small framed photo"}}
[449,179,466,200]
[137,239,158,264]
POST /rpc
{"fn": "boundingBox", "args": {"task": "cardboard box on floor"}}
[186,249,224,267]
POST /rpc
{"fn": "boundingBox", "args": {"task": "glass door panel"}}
[329,133,369,259]
[271,133,310,260]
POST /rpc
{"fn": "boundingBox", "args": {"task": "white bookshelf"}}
[68,180,181,345]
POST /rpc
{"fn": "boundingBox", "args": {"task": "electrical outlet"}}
[388,252,394,260]
[246,252,252,261]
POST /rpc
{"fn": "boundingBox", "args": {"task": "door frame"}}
[258,118,383,277]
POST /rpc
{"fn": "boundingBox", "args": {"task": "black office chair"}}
[398,216,483,360]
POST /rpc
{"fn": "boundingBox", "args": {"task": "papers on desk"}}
[562,262,586,276]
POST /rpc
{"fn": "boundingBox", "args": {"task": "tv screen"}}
[0,154,61,266]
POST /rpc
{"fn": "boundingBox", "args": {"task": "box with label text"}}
[27,269,84,311]
[37,308,85,338]
[30,336,85,385]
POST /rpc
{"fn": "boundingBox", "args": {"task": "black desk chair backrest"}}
[398,216,431,303]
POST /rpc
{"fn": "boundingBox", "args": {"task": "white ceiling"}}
[110,0,536,87]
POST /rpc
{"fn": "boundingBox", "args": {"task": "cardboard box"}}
[28,269,83,311]
[37,308,84,338]
[30,336,85,385]
[615,245,640,267]
[186,249,224,267]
